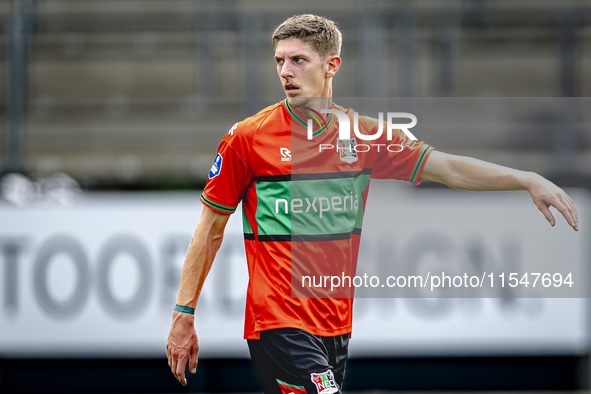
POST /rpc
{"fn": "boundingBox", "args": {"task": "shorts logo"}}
[280,147,292,162]
[209,153,223,179]
[337,138,358,164]
[310,370,338,394]
[276,379,307,394]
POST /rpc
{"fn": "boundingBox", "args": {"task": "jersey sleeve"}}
[200,124,252,214]
[370,122,435,185]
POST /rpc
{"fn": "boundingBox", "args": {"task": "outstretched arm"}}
[421,150,579,231]
[166,206,230,386]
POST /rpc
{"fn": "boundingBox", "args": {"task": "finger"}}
[558,194,577,229]
[551,199,575,229]
[565,194,578,217]
[536,200,555,226]
[571,197,578,219]
[561,191,579,222]
[176,356,188,386]
[171,355,178,381]
[565,195,579,227]
[558,197,577,230]
[175,371,186,386]
[189,343,199,373]
[166,344,171,367]
[566,198,579,230]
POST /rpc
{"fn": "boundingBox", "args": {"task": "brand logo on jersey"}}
[228,123,238,135]
[310,370,338,394]
[208,153,223,179]
[280,147,292,162]
[275,191,359,219]
[337,138,358,163]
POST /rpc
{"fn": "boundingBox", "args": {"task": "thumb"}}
[190,343,199,374]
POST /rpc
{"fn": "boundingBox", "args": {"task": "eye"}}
[294,57,304,63]
[275,58,284,65]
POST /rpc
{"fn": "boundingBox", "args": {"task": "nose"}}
[279,60,294,79]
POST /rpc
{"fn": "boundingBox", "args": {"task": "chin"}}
[288,96,311,108]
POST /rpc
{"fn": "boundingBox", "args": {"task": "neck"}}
[290,83,333,119]
[315,82,333,118]
[307,97,332,114]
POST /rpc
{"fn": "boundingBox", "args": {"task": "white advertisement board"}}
[0,187,589,358]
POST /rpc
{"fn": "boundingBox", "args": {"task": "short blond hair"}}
[272,14,342,60]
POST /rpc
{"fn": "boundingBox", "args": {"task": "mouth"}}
[284,83,300,95]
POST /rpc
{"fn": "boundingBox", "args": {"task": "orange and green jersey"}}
[200,99,434,339]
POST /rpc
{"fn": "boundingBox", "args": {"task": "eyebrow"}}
[274,53,308,60]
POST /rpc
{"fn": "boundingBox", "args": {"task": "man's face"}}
[274,38,328,107]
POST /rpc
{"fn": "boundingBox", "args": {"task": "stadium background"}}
[1,0,591,393]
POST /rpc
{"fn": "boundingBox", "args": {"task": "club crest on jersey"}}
[310,370,338,394]
[337,138,358,164]
[209,153,223,179]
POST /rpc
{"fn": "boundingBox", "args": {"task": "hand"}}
[526,173,579,231]
[166,312,199,386]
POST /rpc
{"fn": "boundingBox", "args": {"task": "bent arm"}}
[421,150,579,231]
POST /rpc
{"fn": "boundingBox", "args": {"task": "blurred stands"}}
[0,0,590,187]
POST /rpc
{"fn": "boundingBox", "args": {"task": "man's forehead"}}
[274,37,317,57]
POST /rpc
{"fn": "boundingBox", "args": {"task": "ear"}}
[325,55,341,79]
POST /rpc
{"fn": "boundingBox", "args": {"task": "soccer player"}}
[166,14,579,393]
